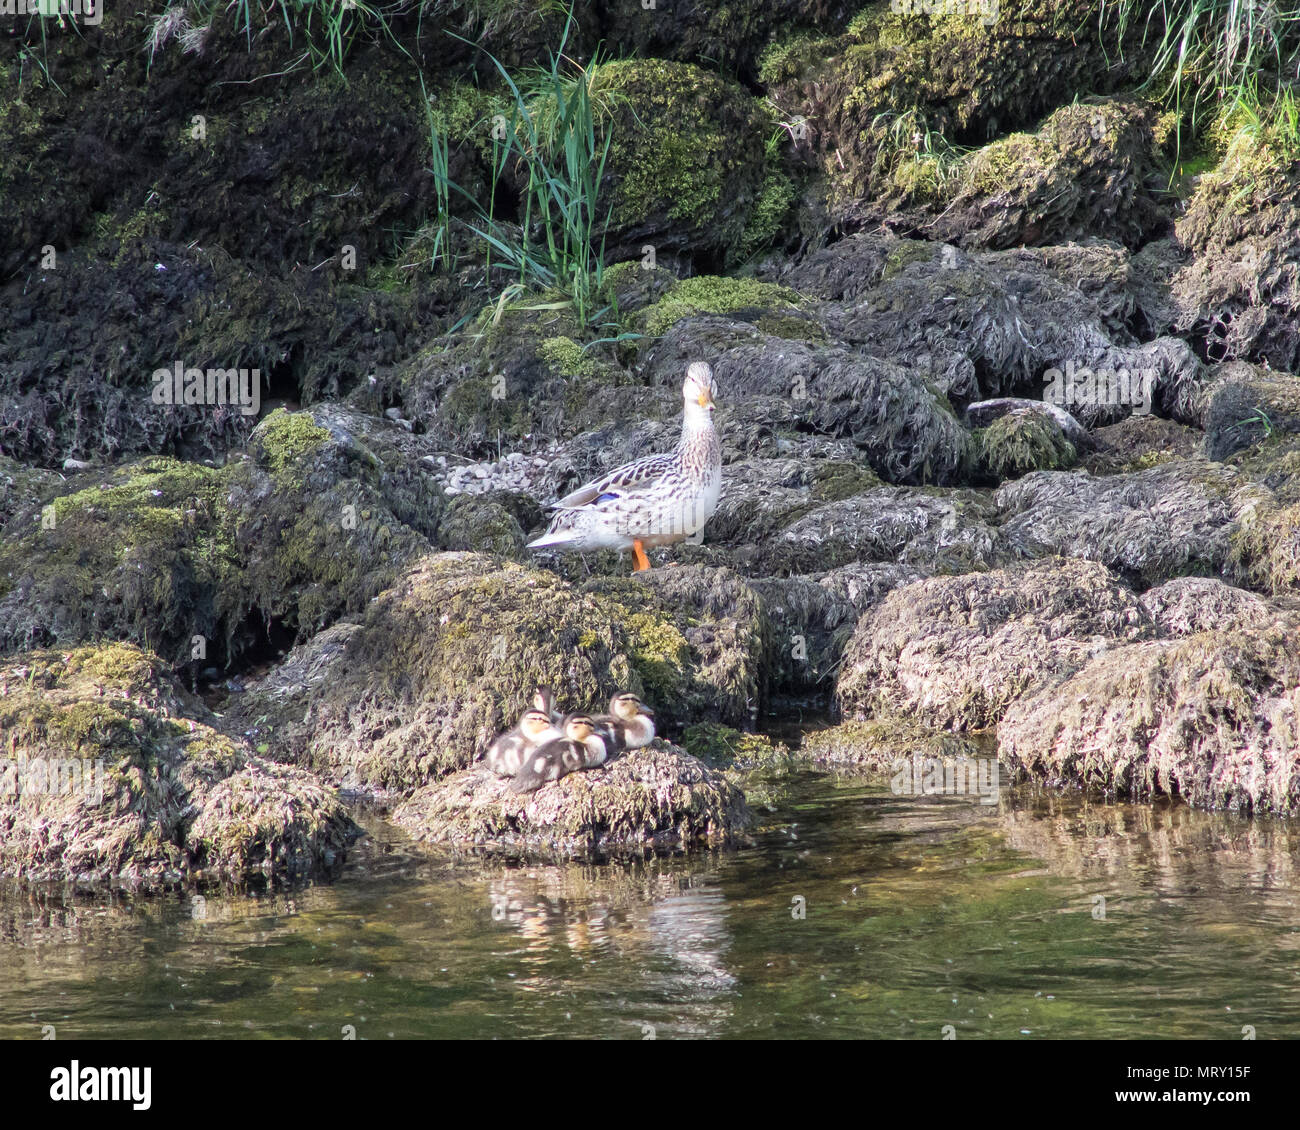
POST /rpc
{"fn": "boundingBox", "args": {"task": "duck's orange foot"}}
[632,539,651,572]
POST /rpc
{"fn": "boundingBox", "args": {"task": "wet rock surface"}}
[0,644,355,889]
[10,3,1300,881]
[392,741,751,859]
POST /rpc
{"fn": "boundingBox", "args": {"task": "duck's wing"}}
[553,452,677,509]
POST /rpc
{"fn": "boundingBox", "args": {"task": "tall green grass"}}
[1108,0,1300,134]
[453,10,618,325]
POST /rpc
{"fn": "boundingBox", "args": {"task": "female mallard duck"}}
[527,361,722,571]
[510,714,608,793]
[485,705,560,778]
[593,692,655,755]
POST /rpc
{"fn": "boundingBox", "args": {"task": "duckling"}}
[485,706,560,778]
[532,684,562,725]
[592,692,655,755]
[510,714,608,794]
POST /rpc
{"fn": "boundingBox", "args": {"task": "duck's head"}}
[532,684,555,715]
[682,361,717,414]
[519,708,556,741]
[609,692,653,721]
[563,714,597,741]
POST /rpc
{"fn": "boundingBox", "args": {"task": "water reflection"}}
[2,770,1299,1039]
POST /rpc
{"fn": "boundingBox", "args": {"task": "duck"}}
[510,714,608,794]
[485,705,560,778]
[532,684,561,724]
[527,361,722,571]
[592,692,655,755]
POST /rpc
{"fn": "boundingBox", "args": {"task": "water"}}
[3,768,1299,1040]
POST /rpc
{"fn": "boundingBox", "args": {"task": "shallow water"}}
[3,768,1299,1040]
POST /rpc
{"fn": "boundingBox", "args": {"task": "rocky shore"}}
[5,3,1300,885]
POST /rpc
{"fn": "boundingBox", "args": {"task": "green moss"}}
[976,413,1077,481]
[255,408,331,475]
[642,276,804,335]
[538,335,601,379]
[682,721,785,769]
[811,461,882,503]
[733,165,796,265]
[623,610,693,703]
[593,58,769,258]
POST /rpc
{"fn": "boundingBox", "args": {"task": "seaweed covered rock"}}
[975,409,1076,481]
[925,98,1171,250]
[0,644,354,888]
[644,316,974,485]
[780,235,1203,414]
[998,623,1300,816]
[1139,576,1279,636]
[1172,128,1300,371]
[225,554,768,793]
[1200,362,1300,462]
[390,741,751,859]
[836,558,1154,731]
[1084,413,1202,475]
[994,460,1266,587]
[742,485,1005,577]
[0,405,443,669]
[0,10,456,464]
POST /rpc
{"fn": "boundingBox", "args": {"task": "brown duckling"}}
[485,706,560,778]
[592,692,655,756]
[510,714,608,794]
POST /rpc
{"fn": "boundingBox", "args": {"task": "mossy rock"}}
[591,58,772,263]
[438,494,527,558]
[801,718,982,772]
[0,405,444,670]
[390,741,752,860]
[837,558,1157,731]
[224,554,769,793]
[639,276,810,337]
[999,622,1300,816]
[0,643,355,889]
[926,98,1171,250]
[976,411,1076,481]
[765,0,1148,227]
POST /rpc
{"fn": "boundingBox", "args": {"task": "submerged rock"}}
[837,558,1154,731]
[226,554,768,793]
[391,741,751,859]
[0,644,354,889]
[801,718,982,773]
[998,623,1300,816]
